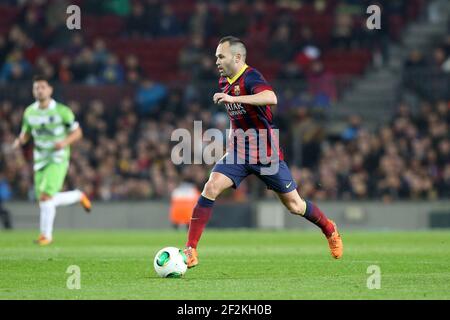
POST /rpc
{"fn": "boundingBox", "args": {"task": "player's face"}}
[32,81,53,101]
[215,42,235,77]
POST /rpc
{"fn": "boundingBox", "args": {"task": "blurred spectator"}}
[189,1,215,38]
[135,78,168,116]
[195,55,218,80]
[124,54,144,85]
[0,35,10,63]
[156,3,182,37]
[268,24,295,62]
[34,56,57,81]
[331,12,356,49]
[20,6,45,44]
[404,49,426,70]
[71,47,100,84]
[58,55,73,83]
[219,0,248,37]
[92,38,110,66]
[45,0,70,30]
[0,48,32,82]
[143,0,162,36]
[179,34,207,74]
[294,28,321,70]
[278,62,306,84]
[126,2,149,37]
[99,54,125,84]
[104,0,131,16]
[431,47,448,73]
[307,60,337,106]
[341,114,362,141]
[290,107,325,168]
[247,0,270,39]
[65,33,85,57]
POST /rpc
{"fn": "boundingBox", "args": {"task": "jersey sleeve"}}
[60,105,79,132]
[244,69,273,94]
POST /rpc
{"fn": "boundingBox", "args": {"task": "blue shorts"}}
[211,152,298,194]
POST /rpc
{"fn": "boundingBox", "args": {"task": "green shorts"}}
[34,162,69,199]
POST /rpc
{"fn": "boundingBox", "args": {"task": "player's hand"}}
[12,138,21,150]
[54,141,67,150]
[213,93,235,105]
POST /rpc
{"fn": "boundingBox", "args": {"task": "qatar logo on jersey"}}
[225,102,246,117]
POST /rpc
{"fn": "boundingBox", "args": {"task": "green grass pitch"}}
[1,230,450,300]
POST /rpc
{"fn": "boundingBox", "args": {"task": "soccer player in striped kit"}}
[183,37,343,267]
[13,76,91,245]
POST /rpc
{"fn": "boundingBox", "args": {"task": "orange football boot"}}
[327,220,343,259]
[183,247,199,268]
[80,192,92,213]
[33,235,52,246]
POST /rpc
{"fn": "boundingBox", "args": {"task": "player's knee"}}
[40,193,52,202]
[285,198,306,215]
[203,180,222,199]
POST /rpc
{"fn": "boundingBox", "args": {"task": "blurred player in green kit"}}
[12,76,92,245]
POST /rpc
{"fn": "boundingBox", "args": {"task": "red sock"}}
[186,195,214,249]
[302,200,335,237]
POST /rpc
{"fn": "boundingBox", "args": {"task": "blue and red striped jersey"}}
[219,64,284,163]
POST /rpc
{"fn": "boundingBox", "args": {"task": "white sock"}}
[53,190,82,207]
[39,205,46,236]
[39,200,56,240]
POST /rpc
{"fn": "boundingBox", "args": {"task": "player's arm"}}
[54,106,82,150]
[213,69,277,106]
[54,126,82,150]
[13,111,32,149]
[213,90,277,106]
[12,131,31,149]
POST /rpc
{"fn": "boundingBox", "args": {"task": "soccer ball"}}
[153,247,188,278]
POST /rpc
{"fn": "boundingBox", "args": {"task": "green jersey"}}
[21,99,79,171]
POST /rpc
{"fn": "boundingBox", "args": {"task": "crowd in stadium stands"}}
[2,95,449,202]
[403,34,450,101]
[1,0,449,203]
[290,100,450,202]
[0,0,419,81]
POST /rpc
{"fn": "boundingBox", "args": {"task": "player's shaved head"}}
[216,36,247,78]
[219,36,247,59]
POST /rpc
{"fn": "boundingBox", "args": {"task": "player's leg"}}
[36,191,56,245]
[53,189,91,212]
[255,161,343,258]
[34,163,68,245]
[188,171,234,247]
[51,163,91,212]
[184,154,251,268]
[276,189,343,259]
[276,189,334,233]
[34,168,52,244]
[184,172,235,267]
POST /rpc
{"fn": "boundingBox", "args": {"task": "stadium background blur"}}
[0,0,448,214]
